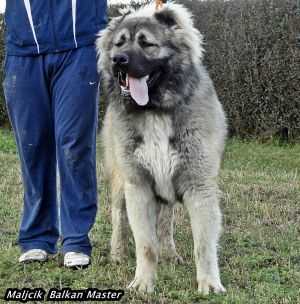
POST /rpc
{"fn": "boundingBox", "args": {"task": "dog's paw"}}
[110,246,127,264]
[197,278,226,295]
[170,252,184,264]
[127,276,154,293]
[110,253,125,264]
[160,252,184,265]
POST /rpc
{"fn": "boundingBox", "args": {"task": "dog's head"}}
[97,3,204,109]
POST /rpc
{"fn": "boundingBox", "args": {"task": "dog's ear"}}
[154,9,177,27]
[96,15,125,55]
[107,15,125,32]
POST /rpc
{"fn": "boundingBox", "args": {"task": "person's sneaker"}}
[19,249,48,263]
[63,252,90,268]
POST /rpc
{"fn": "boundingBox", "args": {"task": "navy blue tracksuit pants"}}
[3,46,99,256]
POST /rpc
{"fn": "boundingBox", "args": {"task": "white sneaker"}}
[19,249,48,263]
[63,252,90,268]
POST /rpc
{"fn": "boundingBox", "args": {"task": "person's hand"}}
[155,0,166,10]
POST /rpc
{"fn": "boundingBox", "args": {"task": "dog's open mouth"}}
[118,71,160,106]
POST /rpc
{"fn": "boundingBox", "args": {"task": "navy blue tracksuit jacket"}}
[3,0,107,256]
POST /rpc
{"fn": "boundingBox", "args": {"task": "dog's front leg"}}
[125,182,159,293]
[184,187,226,295]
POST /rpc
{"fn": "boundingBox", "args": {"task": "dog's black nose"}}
[112,53,129,66]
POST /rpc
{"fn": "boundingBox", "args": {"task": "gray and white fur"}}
[96,2,227,294]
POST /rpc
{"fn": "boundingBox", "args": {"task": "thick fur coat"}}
[96,2,227,294]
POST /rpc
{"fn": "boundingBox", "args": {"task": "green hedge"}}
[181,0,300,140]
[1,0,300,140]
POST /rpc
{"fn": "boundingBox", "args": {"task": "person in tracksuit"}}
[3,0,107,267]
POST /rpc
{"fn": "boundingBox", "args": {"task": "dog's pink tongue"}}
[128,75,149,106]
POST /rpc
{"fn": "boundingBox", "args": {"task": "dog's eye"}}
[140,40,158,48]
[114,35,127,47]
[115,40,125,47]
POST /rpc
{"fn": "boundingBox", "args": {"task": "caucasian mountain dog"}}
[96,2,227,295]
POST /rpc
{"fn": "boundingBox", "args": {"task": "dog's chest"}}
[134,114,179,203]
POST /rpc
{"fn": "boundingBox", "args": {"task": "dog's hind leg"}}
[110,173,129,263]
[157,204,183,264]
[183,186,226,295]
[125,182,159,293]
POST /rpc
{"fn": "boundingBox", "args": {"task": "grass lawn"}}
[0,128,299,303]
